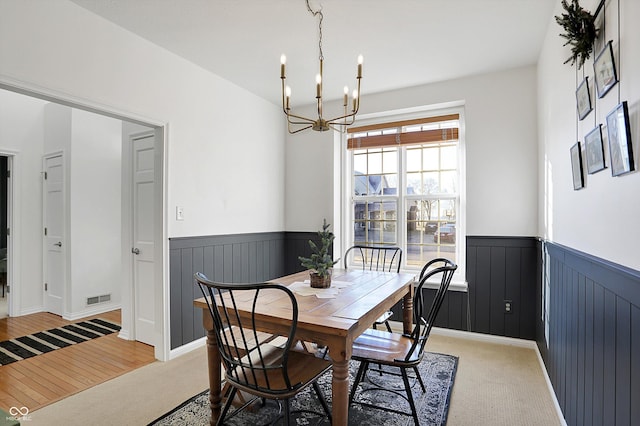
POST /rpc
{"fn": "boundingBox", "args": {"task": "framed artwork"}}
[606,101,635,176]
[584,125,606,173]
[570,142,584,190]
[593,41,618,98]
[576,77,592,120]
[593,4,606,56]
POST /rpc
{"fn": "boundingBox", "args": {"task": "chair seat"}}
[229,349,332,398]
[373,310,393,325]
[222,326,277,353]
[352,328,422,365]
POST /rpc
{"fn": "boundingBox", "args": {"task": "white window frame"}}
[338,104,467,290]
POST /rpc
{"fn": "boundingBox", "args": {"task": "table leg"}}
[331,358,350,426]
[205,322,222,425]
[402,285,414,334]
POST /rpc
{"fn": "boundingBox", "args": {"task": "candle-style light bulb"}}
[316,73,322,98]
[357,54,363,78]
[352,89,358,111]
[343,86,349,106]
[280,54,286,78]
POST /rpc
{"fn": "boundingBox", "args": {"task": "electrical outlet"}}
[504,300,513,314]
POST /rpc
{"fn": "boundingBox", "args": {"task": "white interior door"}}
[132,134,155,345]
[43,154,64,316]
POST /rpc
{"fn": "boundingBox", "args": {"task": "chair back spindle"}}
[195,272,300,396]
[405,258,457,362]
[344,245,402,273]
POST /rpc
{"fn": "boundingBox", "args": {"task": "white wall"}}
[69,109,122,314]
[538,0,640,271]
[285,66,540,239]
[0,0,286,238]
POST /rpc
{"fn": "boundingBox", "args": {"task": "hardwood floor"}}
[0,310,156,412]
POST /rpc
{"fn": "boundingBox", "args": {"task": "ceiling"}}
[70,0,556,107]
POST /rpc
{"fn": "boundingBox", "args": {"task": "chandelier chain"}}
[306,0,324,60]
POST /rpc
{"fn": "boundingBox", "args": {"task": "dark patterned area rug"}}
[0,318,121,366]
[150,351,457,426]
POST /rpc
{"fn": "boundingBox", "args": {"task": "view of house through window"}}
[347,113,462,270]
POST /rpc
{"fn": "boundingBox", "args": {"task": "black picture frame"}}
[593,41,618,98]
[593,3,606,57]
[570,142,584,190]
[584,124,606,174]
[576,77,592,120]
[606,101,635,176]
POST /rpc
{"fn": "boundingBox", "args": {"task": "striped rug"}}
[0,318,121,366]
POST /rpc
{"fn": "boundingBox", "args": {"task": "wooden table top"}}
[194,269,415,346]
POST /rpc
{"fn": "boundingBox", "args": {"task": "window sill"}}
[418,278,467,292]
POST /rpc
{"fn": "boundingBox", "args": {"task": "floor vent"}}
[87,294,111,305]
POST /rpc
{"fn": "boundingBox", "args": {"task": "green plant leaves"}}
[555,0,597,68]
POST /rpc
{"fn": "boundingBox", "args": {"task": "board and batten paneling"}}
[466,236,538,339]
[169,231,318,349]
[391,236,538,339]
[540,242,640,426]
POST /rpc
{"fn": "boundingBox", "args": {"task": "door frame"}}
[0,151,17,318]
[0,77,169,361]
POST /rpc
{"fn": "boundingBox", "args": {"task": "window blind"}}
[347,113,459,150]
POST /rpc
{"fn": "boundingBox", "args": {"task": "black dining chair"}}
[343,245,403,332]
[348,258,457,425]
[194,272,332,426]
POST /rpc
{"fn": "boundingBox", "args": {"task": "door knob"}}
[131,248,140,255]
[54,242,62,247]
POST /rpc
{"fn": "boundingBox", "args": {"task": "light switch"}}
[176,206,184,221]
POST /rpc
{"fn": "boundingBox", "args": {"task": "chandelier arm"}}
[325,110,358,125]
[285,112,316,124]
[327,117,356,129]
[288,123,314,134]
[328,123,345,132]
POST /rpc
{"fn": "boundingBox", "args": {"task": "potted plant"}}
[298,219,339,288]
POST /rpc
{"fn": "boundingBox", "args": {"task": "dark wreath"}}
[555,0,598,68]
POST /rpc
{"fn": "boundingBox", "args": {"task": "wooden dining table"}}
[193,268,416,426]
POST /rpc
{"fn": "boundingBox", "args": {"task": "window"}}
[345,112,464,277]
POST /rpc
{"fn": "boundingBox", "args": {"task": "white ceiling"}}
[70,0,556,106]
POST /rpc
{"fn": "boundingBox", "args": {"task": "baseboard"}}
[169,336,206,360]
[62,302,122,321]
[14,305,43,317]
[533,344,567,426]
[430,326,538,349]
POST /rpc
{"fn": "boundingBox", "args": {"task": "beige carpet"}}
[27,332,563,426]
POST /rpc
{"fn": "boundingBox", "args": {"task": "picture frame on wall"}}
[570,142,584,190]
[584,124,606,174]
[606,101,635,176]
[593,41,618,98]
[576,77,592,120]
[593,3,606,56]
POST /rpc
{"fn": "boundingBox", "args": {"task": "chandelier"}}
[280,0,362,134]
